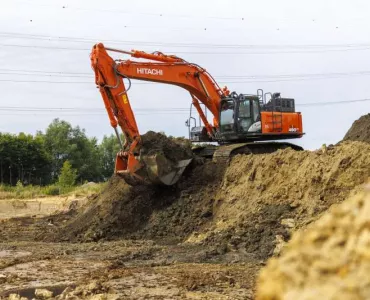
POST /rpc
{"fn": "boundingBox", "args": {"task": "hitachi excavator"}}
[91,43,304,185]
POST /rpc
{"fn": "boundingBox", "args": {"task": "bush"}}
[15,180,24,196]
[58,160,77,187]
[43,185,60,196]
[0,184,13,192]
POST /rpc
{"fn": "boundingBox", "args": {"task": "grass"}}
[0,181,106,200]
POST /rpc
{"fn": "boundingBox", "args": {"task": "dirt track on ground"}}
[0,240,257,299]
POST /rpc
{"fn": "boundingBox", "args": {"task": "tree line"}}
[0,119,120,185]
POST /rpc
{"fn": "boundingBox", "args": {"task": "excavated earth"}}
[256,185,370,300]
[1,115,370,299]
[343,113,370,143]
[141,131,193,162]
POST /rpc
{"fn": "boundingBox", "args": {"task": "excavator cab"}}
[188,91,302,144]
[188,93,262,143]
[219,93,262,141]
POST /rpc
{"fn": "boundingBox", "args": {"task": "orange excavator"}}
[91,43,303,185]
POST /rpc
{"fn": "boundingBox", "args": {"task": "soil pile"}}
[46,141,370,262]
[47,159,225,243]
[187,141,370,260]
[256,184,370,300]
[343,113,370,143]
[141,131,193,162]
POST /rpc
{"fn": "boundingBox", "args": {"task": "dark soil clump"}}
[141,131,193,162]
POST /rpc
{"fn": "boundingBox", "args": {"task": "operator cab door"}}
[237,97,261,133]
[219,99,236,134]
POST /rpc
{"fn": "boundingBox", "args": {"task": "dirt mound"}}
[185,141,370,260]
[45,141,370,263]
[141,131,193,162]
[343,113,370,143]
[46,159,225,243]
[256,184,370,300]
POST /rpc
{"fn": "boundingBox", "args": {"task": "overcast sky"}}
[1,0,370,150]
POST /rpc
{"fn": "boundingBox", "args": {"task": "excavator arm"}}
[90,43,228,185]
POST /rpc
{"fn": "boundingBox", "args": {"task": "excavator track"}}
[193,142,303,162]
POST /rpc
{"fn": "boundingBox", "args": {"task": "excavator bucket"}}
[142,154,192,185]
[116,152,192,186]
[115,132,193,186]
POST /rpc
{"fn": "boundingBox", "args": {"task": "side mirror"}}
[185,119,189,127]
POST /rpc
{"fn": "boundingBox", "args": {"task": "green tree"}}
[98,134,120,180]
[0,132,51,185]
[44,119,72,179]
[44,119,102,182]
[58,160,77,187]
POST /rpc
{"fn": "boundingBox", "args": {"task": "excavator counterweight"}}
[91,43,304,186]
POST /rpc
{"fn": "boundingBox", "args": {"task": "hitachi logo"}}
[137,68,163,76]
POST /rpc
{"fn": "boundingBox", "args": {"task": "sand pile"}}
[256,184,370,300]
[343,113,370,143]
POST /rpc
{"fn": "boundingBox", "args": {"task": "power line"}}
[3,68,370,81]
[3,42,370,55]
[0,79,93,84]
[219,74,370,83]
[0,106,188,112]
[0,44,89,51]
[0,113,189,117]
[2,42,370,54]
[0,68,91,75]
[0,112,189,116]
[0,79,155,85]
[298,98,370,106]
[0,98,369,117]
[2,31,370,50]
[0,71,92,78]
[218,71,370,79]
[2,73,370,85]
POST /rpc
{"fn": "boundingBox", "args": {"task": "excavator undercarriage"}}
[194,142,303,161]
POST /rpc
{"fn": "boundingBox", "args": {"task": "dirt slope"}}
[256,184,370,300]
[188,141,370,259]
[46,159,225,244]
[343,113,370,143]
[45,141,370,262]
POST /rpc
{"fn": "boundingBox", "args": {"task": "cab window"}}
[220,100,234,132]
[252,99,260,122]
[239,100,251,118]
